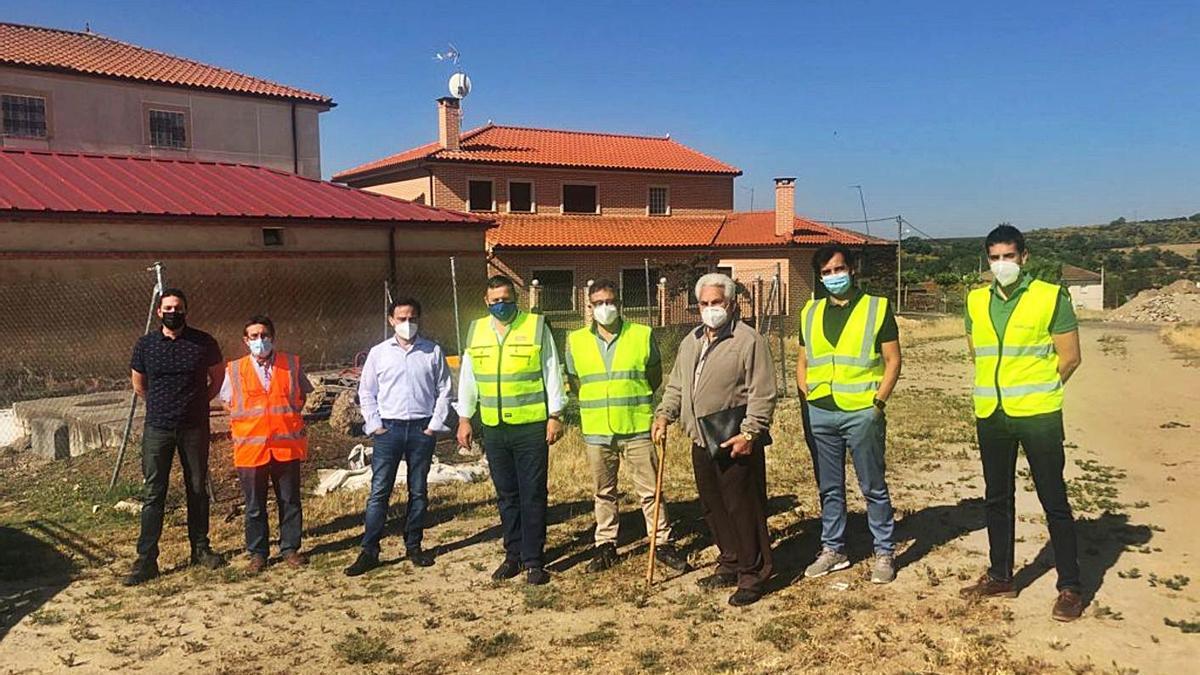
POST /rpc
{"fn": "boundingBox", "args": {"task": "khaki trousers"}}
[587,437,671,547]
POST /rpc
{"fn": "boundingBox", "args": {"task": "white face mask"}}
[990,260,1022,287]
[592,303,620,326]
[701,305,729,329]
[394,320,418,341]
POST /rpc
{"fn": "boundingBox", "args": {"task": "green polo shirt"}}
[798,289,899,411]
[964,273,1078,338]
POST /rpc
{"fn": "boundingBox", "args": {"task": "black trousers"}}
[136,423,211,562]
[691,443,773,592]
[238,458,303,557]
[977,409,1080,591]
[482,421,549,568]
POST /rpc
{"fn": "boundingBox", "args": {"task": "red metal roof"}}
[0,149,488,225]
[0,22,333,105]
[488,212,876,249]
[334,124,741,181]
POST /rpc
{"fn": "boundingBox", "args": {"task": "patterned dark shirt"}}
[130,326,222,429]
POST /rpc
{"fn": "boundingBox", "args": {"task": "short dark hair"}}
[588,279,619,301]
[244,314,275,337]
[812,244,856,273]
[389,297,422,317]
[487,275,517,294]
[985,224,1026,254]
[159,287,188,310]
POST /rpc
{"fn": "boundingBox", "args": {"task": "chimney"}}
[437,97,461,151]
[774,177,796,237]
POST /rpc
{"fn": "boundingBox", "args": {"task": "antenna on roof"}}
[434,43,472,100]
[84,21,92,33]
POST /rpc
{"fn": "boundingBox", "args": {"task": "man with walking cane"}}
[565,280,688,575]
[653,273,777,607]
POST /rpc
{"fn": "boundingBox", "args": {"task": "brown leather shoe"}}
[282,551,307,569]
[247,554,268,575]
[1052,589,1084,622]
[959,573,1018,599]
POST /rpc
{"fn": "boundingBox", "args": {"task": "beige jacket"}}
[656,319,777,447]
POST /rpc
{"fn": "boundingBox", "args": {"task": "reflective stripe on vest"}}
[967,279,1064,418]
[227,352,308,468]
[568,321,654,436]
[466,311,548,426]
[801,294,887,411]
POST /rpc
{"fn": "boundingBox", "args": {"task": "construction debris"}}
[1108,279,1200,323]
[328,389,364,436]
[313,443,488,495]
[113,499,143,514]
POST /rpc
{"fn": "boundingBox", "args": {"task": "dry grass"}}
[897,315,966,347]
[1160,324,1200,362]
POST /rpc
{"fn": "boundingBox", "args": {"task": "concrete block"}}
[29,417,70,460]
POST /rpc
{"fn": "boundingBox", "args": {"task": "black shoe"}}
[491,559,522,581]
[190,547,226,570]
[344,551,380,577]
[407,547,435,568]
[526,567,551,585]
[584,543,619,573]
[696,572,738,590]
[654,544,690,573]
[122,559,159,586]
[728,588,762,607]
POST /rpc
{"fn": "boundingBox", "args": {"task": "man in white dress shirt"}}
[345,297,453,575]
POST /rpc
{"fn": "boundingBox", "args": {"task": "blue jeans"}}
[483,421,549,568]
[808,405,895,555]
[361,418,436,555]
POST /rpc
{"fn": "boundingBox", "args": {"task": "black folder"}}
[697,405,772,458]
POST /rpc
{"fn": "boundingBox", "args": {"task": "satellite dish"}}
[449,72,472,99]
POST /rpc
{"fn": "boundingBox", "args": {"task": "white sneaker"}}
[804,547,850,578]
[871,553,896,584]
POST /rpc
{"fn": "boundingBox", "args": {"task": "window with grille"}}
[2,94,47,138]
[508,181,534,212]
[621,267,660,308]
[468,180,494,211]
[562,184,598,214]
[262,228,284,247]
[149,109,187,148]
[533,270,576,311]
[648,186,669,215]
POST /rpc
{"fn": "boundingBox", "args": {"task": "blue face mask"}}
[248,337,273,357]
[821,272,853,296]
[488,301,518,323]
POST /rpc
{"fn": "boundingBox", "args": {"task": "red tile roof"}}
[0,22,333,105]
[488,212,878,249]
[0,149,488,225]
[334,124,741,181]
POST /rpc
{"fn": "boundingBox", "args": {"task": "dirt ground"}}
[1,321,1197,674]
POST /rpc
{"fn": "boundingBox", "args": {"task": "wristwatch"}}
[548,413,563,422]
[873,398,887,411]
[741,430,756,443]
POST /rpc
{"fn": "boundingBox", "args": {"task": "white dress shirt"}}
[359,335,454,435]
[454,317,566,420]
[219,352,313,406]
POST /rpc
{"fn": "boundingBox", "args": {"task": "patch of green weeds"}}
[333,628,401,665]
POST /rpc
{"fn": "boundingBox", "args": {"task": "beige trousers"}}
[587,436,671,547]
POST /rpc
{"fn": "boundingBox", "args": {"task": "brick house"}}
[335,98,895,329]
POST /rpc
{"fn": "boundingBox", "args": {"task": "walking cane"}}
[645,434,668,587]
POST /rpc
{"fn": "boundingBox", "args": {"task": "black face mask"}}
[161,312,187,330]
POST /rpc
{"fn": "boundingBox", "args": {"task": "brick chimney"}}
[774,177,796,237]
[437,97,461,151]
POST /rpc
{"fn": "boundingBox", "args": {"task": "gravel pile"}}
[1108,279,1200,323]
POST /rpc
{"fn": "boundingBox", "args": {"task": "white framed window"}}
[648,186,670,216]
[562,184,599,214]
[1,94,48,138]
[468,179,495,212]
[507,180,535,213]
[148,108,188,148]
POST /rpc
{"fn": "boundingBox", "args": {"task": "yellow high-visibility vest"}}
[568,321,654,436]
[466,311,547,426]
[801,294,888,411]
[968,279,1064,418]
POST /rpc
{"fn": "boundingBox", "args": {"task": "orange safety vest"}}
[226,352,308,468]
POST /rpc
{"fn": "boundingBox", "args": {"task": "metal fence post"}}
[109,262,164,492]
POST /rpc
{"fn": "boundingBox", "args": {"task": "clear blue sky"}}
[12,1,1200,236]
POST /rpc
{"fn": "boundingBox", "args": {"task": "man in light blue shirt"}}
[345,297,453,576]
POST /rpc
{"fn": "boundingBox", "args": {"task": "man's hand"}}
[372,427,387,436]
[423,428,436,437]
[546,418,563,445]
[457,418,473,449]
[651,416,670,444]
[720,434,753,458]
